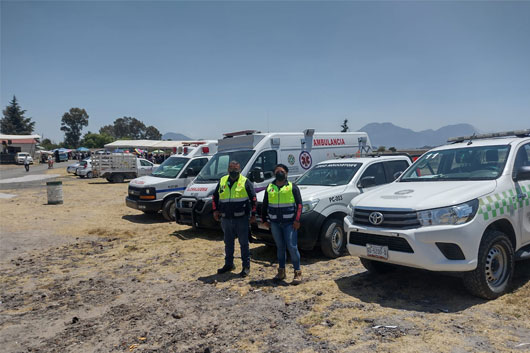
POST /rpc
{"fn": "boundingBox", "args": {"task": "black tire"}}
[106,176,114,183]
[463,230,514,300]
[360,257,396,274]
[320,218,346,258]
[112,174,124,183]
[162,198,177,222]
[79,175,85,179]
[86,171,93,178]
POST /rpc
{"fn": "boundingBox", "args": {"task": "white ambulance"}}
[254,155,412,258]
[176,129,372,229]
[344,130,530,299]
[126,141,217,221]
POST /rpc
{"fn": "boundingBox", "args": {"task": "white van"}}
[254,155,412,258]
[176,129,372,229]
[126,141,217,221]
[344,130,530,299]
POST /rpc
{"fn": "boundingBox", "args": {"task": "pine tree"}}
[1,96,35,134]
[340,119,349,132]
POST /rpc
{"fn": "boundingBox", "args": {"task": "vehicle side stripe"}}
[155,187,187,193]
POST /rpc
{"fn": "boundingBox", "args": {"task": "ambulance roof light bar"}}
[223,130,260,138]
[448,129,530,143]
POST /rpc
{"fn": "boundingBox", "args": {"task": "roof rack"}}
[448,129,530,143]
[223,130,260,138]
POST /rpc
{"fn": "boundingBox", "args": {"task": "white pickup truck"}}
[344,129,530,299]
[126,142,217,221]
[254,155,412,258]
[91,153,158,183]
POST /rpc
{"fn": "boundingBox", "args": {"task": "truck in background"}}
[91,153,159,183]
[176,129,372,229]
[126,141,218,221]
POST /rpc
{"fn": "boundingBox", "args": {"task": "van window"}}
[249,150,277,180]
[360,162,387,186]
[196,150,255,182]
[384,160,409,181]
[181,158,208,178]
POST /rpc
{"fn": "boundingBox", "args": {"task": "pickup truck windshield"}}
[152,157,189,178]
[195,150,255,183]
[296,163,362,186]
[400,145,510,181]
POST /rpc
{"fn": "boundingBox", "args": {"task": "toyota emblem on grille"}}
[369,212,384,225]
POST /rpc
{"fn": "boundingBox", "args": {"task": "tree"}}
[99,116,161,140]
[377,146,386,152]
[144,126,162,140]
[340,119,349,133]
[61,108,89,148]
[1,96,35,134]
[41,138,60,150]
[389,147,397,152]
[80,132,114,148]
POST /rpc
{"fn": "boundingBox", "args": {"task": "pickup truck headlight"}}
[417,199,479,226]
[302,199,319,214]
[347,202,354,216]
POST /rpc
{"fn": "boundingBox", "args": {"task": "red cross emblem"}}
[299,151,312,170]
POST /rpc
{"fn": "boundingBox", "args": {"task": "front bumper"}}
[176,197,219,229]
[125,197,163,212]
[252,211,326,251]
[344,215,481,272]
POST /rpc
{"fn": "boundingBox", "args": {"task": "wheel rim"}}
[485,244,509,291]
[331,226,343,254]
[169,202,176,220]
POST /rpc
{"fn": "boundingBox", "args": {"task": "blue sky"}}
[1,1,529,142]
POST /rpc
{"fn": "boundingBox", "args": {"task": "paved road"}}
[0,161,72,190]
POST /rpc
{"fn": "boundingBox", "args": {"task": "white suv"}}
[344,130,530,299]
[255,155,412,258]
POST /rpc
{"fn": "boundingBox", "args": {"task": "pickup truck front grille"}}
[353,208,420,229]
[349,232,414,253]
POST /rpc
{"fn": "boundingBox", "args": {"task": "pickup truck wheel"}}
[112,174,124,183]
[320,218,346,258]
[360,258,396,274]
[162,198,177,221]
[463,230,514,300]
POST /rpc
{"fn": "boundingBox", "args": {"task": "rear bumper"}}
[252,211,325,251]
[126,197,162,212]
[176,197,219,229]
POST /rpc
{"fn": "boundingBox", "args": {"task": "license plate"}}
[366,244,389,260]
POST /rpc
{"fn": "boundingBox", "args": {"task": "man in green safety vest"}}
[213,160,257,277]
[262,164,303,285]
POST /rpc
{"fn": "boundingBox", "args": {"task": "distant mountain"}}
[162,132,192,141]
[358,122,478,149]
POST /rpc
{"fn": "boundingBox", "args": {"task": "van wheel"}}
[112,174,124,183]
[162,198,176,221]
[360,258,396,274]
[463,230,514,300]
[320,218,346,258]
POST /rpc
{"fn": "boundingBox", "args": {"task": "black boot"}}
[239,267,250,278]
[217,264,235,274]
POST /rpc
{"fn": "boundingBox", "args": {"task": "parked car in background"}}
[67,159,85,174]
[58,153,68,162]
[344,129,530,299]
[76,159,94,178]
[16,152,33,164]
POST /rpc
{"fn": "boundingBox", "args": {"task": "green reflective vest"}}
[218,175,250,218]
[267,182,296,222]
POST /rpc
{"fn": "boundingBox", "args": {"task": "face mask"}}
[275,172,286,181]
[229,170,239,179]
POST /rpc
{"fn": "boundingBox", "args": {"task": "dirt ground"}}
[0,168,529,353]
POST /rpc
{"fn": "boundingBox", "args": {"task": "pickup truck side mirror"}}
[251,168,264,183]
[359,176,376,188]
[393,171,403,180]
[514,166,530,181]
